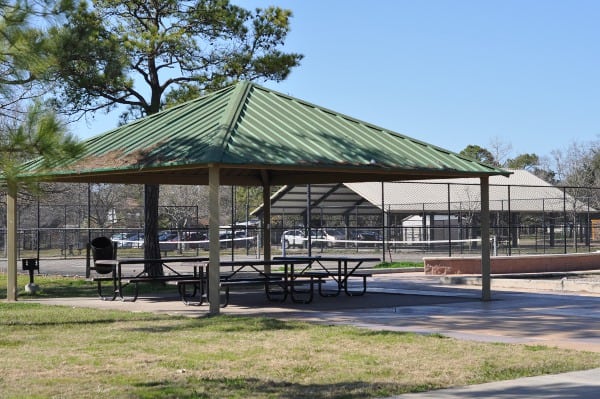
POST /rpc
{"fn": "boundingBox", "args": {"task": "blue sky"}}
[73,0,600,161]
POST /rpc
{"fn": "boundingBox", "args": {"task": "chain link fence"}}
[0,182,598,262]
[270,182,600,260]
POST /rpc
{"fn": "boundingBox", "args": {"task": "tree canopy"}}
[505,153,539,170]
[1,0,47,117]
[0,101,83,189]
[459,144,498,167]
[1,1,84,190]
[49,0,303,122]
[459,142,557,182]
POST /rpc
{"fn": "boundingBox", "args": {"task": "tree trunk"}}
[144,184,163,276]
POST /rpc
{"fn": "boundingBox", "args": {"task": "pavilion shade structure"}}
[19,81,509,185]
[254,170,589,217]
[7,81,508,307]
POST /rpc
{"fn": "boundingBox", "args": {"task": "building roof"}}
[20,81,508,186]
[254,170,591,216]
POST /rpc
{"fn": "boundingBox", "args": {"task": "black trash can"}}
[90,236,115,274]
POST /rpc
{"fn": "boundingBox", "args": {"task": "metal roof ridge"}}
[206,81,253,163]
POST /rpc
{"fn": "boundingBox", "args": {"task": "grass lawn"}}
[1,274,600,398]
[374,261,423,269]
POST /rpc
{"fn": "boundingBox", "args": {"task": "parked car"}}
[193,230,253,250]
[159,231,179,251]
[281,230,305,248]
[350,230,382,247]
[308,229,328,248]
[126,232,144,248]
[158,230,177,241]
[281,229,329,248]
[184,232,207,249]
[233,231,254,248]
[220,232,239,249]
[110,233,131,248]
[321,228,346,247]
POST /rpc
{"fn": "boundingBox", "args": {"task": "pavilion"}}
[251,169,592,250]
[255,169,576,217]
[7,81,509,314]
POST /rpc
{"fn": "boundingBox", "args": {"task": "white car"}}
[322,229,346,247]
[281,230,305,248]
[110,233,132,248]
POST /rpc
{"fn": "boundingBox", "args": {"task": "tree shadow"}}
[0,302,168,327]
[133,376,409,399]
[126,314,308,334]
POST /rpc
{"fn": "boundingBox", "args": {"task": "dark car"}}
[159,231,178,251]
[126,232,144,248]
[184,232,208,249]
[198,231,237,250]
[350,230,382,247]
[220,231,248,249]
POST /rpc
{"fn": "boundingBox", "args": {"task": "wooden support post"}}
[261,171,271,273]
[480,176,491,301]
[6,183,17,301]
[208,165,221,315]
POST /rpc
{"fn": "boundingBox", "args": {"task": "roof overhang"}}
[29,163,504,187]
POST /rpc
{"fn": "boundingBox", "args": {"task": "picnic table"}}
[92,256,379,305]
[180,258,323,306]
[91,257,318,305]
[92,257,208,301]
[275,255,380,296]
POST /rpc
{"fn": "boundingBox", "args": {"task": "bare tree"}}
[488,136,513,167]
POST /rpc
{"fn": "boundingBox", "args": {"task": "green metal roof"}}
[21,81,509,185]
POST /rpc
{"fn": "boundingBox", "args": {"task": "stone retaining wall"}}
[424,252,600,275]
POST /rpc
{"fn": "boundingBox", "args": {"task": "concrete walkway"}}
[19,269,600,398]
[390,367,600,399]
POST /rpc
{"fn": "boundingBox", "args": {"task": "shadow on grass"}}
[1,274,182,300]
[133,376,409,399]
[1,302,309,335]
[132,375,600,399]
[0,274,98,299]
[0,302,170,326]
[125,315,309,334]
